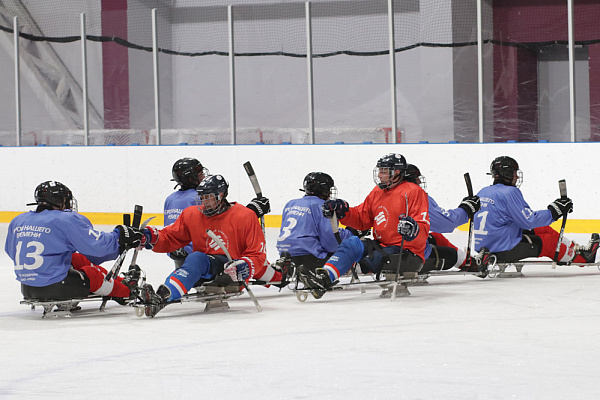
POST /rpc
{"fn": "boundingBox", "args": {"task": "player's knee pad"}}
[80,265,114,295]
[178,251,213,282]
[336,236,364,263]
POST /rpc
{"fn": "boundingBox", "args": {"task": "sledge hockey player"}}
[276,172,369,280]
[474,156,599,264]
[298,153,429,298]
[404,164,488,274]
[138,174,267,317]
[5,181,143,302]
[165,157,271,268]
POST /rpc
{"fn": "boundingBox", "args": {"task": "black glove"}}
[169,247,188,261]
[346,227,371,238]
[114,225,143,253]
[321,199,350,219]
[458,195,481,219]
[247,196,271,218]
[397,216,419,241]
[548,197,573,221]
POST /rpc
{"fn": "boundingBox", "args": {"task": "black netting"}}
[1,0,600,145]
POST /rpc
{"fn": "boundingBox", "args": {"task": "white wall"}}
[0,143,597,220]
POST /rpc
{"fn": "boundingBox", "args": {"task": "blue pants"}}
[162,252,227,301]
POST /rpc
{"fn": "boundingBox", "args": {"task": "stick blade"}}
[558,179,567,199]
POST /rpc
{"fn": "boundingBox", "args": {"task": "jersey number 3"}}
[278,217,297,241]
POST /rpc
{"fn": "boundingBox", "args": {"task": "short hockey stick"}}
[329,214,342,245]
[105,205,143,282]
[330,214,360,283]
[464,173,475,268]
[206,229,263,312]
[243,161,266,237]
[552,179,568,269]
[391,194,408,301]
[100,206,143,311]
[128,216,155,269]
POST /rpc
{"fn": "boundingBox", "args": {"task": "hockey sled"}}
[293,253,427,302]
[20,295,136,318]
[132,287,243,317]
[487,259,600,279]
[132,276,250,318]
[293,273,428,302]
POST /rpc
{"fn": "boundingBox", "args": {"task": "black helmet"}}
[405,164,427,191]
[489,156,522,187]
[196,175,229,216]
[28,181,77,211]
[302,172,337,200]
[373,153,407,189]
[172,158,208,190]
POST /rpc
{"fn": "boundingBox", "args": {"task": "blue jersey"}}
[5,210,120,287]
[428,195,469,233]
[276,195,353,259]
[164,189,198,256]
[473,183,554,252]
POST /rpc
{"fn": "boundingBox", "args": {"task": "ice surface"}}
[1,225,600,399]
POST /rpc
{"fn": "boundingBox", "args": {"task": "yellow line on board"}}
[1,211,598,233]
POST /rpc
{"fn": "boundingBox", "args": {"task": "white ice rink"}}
[2,225,600,399]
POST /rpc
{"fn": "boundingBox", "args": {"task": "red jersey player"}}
[138,174,267,317]
[297,153,430,297]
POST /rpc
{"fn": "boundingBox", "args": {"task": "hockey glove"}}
[346,227,371,238]
[548,197,573,221]
[223,259,250,282]
[246,196,271,218]
[114,225,143,253]
[321,199,350,219]
[397,216,419,241]
[140,226,160,250]
[458,195,481,219]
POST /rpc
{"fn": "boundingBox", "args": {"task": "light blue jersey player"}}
[164,158,209,267]
[473,156,598,264]
[276,172,357,277]
[5,181,141,300]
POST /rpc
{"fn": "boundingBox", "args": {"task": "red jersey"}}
[152,203,266,279]
[340,181,430,261]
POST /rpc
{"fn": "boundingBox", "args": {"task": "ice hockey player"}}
[5,181,142,302]
[404,164,488,274]
[165,157,271,268]
[297,153,429,298]
[138,174,267,317]
[474,156,599,264]
[276,172,369,280]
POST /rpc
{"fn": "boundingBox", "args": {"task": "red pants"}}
[71,253,131,297]
[533,226,583,263]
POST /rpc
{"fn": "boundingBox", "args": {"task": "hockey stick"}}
[330,214,342,245]
[128,216,155,268]
[330,215,361,284]
[464,173,475,268]
[100,206,143,311]
[206,229,263,312]
[105,205,143,282]
[552,179,568,269]
[391,194,408,301]
[243,161,266,236]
